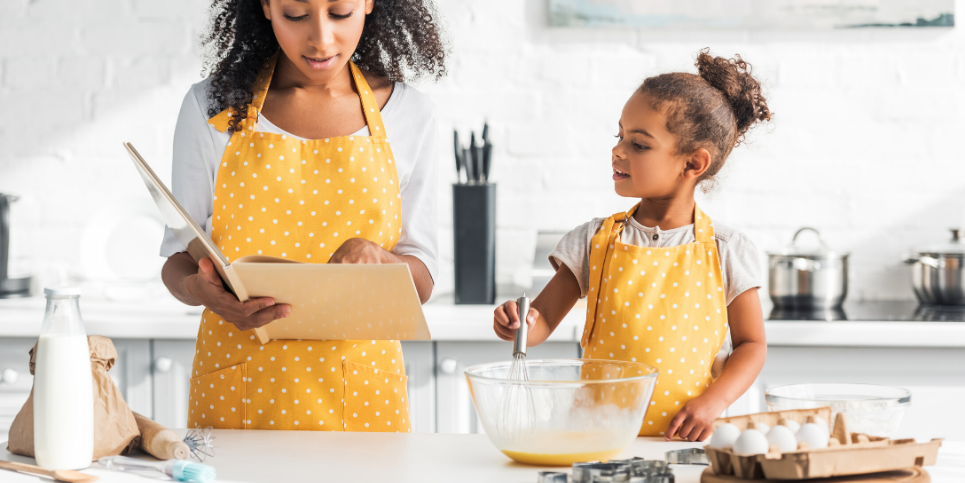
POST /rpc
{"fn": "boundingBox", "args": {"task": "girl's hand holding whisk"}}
[493,300,539,341]
[493,265,582,346]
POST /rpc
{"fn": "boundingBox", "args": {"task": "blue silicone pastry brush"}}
[99,455,215,483]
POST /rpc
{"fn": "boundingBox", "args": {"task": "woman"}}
[159,0,446,432]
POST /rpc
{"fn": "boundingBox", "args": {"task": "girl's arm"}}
[493,264,582,347]
[664,288,767,441]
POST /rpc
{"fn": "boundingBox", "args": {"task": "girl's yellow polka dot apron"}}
[582,204,727,436]
[186,54,411,433]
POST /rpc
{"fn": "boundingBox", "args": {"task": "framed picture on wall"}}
[548,0,955,30]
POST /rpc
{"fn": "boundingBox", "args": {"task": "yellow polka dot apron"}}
[582,204,727,436]
[187,54,411,433]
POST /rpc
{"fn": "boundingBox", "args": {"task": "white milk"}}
[33,334,94,470]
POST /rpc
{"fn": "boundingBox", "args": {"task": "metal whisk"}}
[500,293,536,438]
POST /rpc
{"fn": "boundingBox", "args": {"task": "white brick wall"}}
[2,0,964,302]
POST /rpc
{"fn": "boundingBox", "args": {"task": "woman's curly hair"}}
[201,0,448,133]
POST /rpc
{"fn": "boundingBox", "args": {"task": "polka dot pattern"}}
[188,57,410,433]
[581,205,727,436]
[341,360,410,432]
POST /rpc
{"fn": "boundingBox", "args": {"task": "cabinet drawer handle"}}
[154,357,173,374]
[0,368,17,385]
[438,358,458,375]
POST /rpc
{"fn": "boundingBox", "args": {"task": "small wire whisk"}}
[500,293,536,438]
[183,427,215,462]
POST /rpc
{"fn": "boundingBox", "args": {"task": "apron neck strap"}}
[349,62,388,137]
[580,209,629,348]
[693,204,715,243]
[244,52,279,125]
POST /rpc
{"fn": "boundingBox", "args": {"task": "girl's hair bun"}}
[695,48,771,143]
[638,48,771,189]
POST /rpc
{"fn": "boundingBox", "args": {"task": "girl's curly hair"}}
[640,48,771,189]
[201,0,448,133]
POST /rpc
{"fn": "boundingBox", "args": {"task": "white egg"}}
[781,419,801,433]
[733,429,769,456]
[809,416,829,437]
[796,423,829,449]
[755,422,771,435]
[709,423,741,449]
[766,425,798,452]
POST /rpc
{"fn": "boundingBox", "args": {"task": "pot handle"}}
[905,257,941,268]
[951,228,964,243]
[791,227,829,250]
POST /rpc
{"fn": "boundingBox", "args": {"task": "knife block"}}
[453,183,496,305]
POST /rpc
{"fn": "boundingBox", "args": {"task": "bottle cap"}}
[44,286,82,297]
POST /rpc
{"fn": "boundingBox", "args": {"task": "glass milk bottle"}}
[33,286,94,470]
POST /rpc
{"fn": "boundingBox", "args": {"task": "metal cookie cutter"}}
[537,471,568,483]
[664,448,709,465]
[569,459,675,483]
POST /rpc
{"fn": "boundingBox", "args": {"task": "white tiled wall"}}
[2,0,964,301]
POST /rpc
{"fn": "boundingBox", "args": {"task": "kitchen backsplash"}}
[2,0,963,301]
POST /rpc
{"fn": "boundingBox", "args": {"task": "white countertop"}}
[2,432,964,483]
[2,295,965,347]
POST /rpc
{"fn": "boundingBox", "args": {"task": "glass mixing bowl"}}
[465,359,658,466]
[765,383,911,438]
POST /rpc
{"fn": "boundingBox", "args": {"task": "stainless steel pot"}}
[906,229,965,306]
[768,227,849,309]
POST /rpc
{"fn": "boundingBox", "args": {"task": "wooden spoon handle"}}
[0,458,57,478]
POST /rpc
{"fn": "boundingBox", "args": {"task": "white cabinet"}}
[151,340,197,429]
[0,338,33,442]
[401,341,435,433]
[110,339,154,418]
[435,341,580,434]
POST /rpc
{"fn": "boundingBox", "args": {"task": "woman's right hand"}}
[493,300,539,342]
[185,257,291,331]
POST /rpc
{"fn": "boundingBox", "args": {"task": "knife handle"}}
[482,143,492,182]
[463,147,474,182]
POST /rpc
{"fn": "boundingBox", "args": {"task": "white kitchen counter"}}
[2,295,965,347]
[3,431,961,483]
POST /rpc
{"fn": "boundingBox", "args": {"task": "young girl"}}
[494,50,770,442]
[160,0,446,432]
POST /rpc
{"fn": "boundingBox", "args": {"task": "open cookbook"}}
[123,142,431,345]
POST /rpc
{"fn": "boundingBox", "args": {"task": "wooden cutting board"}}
[700,467,929,483]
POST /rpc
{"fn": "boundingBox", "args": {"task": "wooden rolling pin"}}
[132,412,190,460]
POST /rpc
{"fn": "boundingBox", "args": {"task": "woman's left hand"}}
[664,394,728,442]
[329,237,384,264]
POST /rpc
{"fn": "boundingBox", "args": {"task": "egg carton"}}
[704,407,942,480]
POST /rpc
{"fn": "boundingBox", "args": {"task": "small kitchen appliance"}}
[0,193,32,298]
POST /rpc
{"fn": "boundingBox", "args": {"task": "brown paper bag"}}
[5,335,140,460]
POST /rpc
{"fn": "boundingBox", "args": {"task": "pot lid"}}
[914,229,965,255]
[767,227,850,258]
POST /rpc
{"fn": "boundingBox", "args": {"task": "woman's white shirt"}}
[159,77,439,281]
